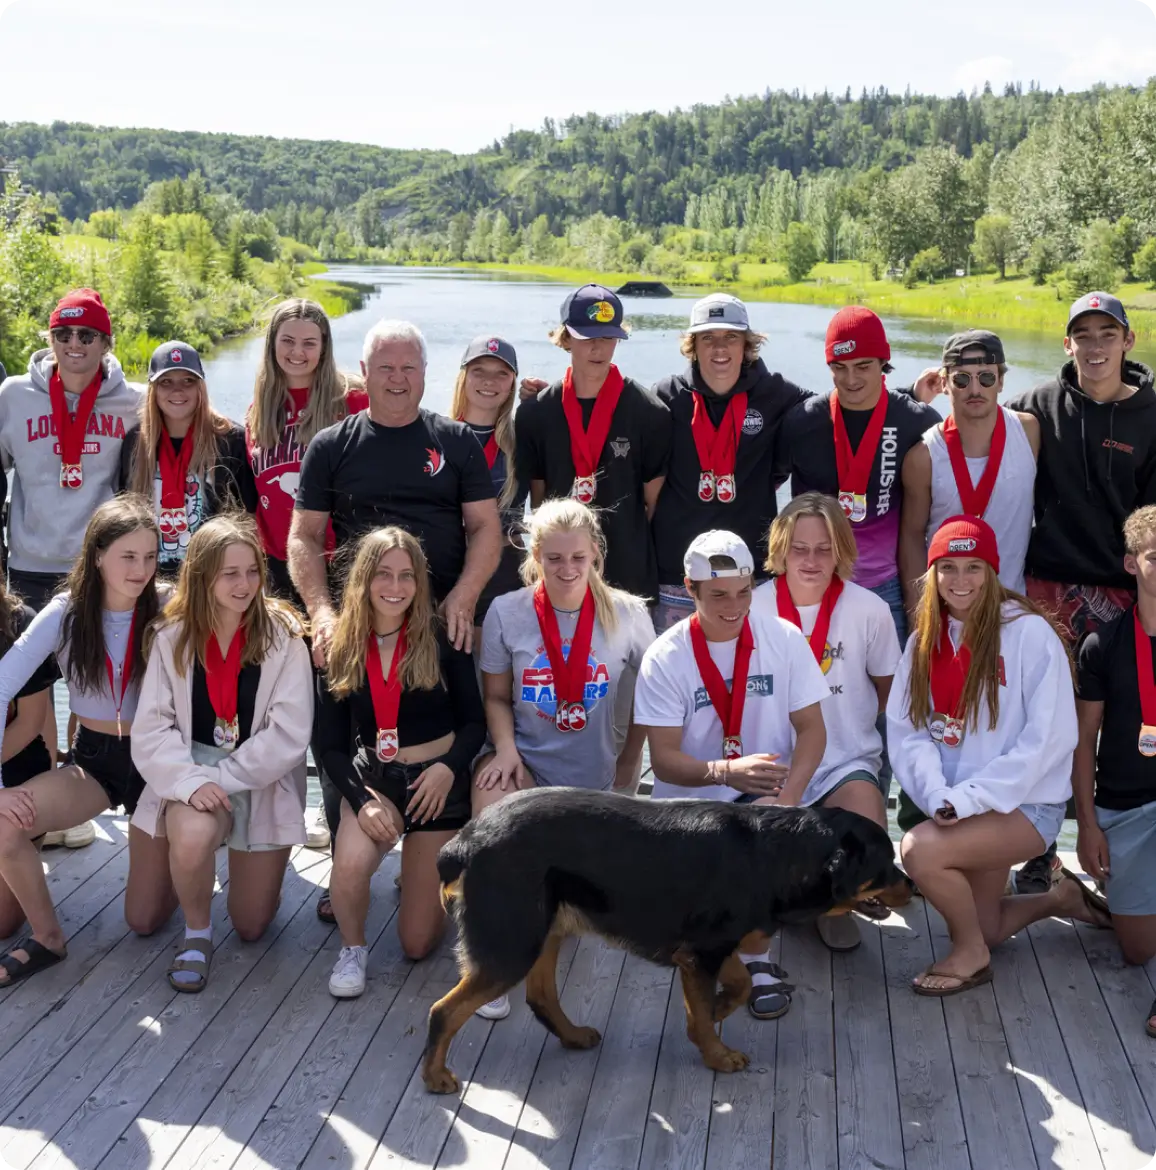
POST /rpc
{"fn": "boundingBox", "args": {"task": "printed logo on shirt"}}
[610,437,630,458]
[817,640,845,676]
[520,645,611,721]
[424,447,445,477]
[262,467,300,503]
[742,408,763,436]
[25,412,127,445]
[156,468,204,559]
[1103,438,1135,455]
[693,674,773,712]
[876,426,898,514]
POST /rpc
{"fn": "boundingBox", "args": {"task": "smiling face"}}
[535,529,595,603]
[829,357,885,409]
[687,574,753,640]
[96,528,158,608]
[693,330,746,394]
[50,327,107,385]
[212,541,262,620]
[785,515,837,597]
[1065,314,1136,402]
[462,356,515,416]
[153,371,204,432]
[361,337,426,418]
[935,557,989,618]
[275,318,324,387]
[370,547,417,626]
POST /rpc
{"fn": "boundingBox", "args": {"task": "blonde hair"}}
[159,514,302,673]
[449,362,518,511]
[129,372,232,498]
[247,299,360,450]
[326,527,442,697]
[678,329,767,364]
[519,498,644,633]
[905,563,1068,733]
[765,492,859,579]
[1124,505,1156,555]
[548,323,631,350]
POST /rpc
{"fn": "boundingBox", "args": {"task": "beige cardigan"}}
[130,620,313,846]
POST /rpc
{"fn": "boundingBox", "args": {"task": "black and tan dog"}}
[422,788,904,1093]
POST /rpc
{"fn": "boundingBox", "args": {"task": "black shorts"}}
[7,568,67,615]
[353,750,471,834]
[72,726,146,814]
[2,738,53,789]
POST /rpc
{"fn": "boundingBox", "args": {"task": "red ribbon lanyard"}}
[205,626,246,748]
[560,365,626,494]
[49,369,104,489]
[104,610,137,738]
[929,613,971,719]
[1133,606,1156,728]
[690,390,747,503]
[830,390,889,516]
[775,575,844,667]
[457,417,499,470]
[533,582,596,732]
[158,431,194,513]
[689,612,754,757]
[367,622,408,761]
[943,409,1006,518]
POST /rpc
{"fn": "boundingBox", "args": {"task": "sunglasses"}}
[51,328,101,346]
[951,370,998,390]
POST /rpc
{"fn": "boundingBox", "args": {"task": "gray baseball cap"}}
[148,341,205,382]
[687,293,751,334]
[460,335,518,374]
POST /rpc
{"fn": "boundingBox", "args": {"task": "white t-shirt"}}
[635,608,830,801]
[751,578,900,804]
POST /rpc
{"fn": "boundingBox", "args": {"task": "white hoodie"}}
[886,602,1075,819]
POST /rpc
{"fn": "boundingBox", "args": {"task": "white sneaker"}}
[476,994,510,1020]
[304,811,331,851]
[64,821,96,848]
[329,946,368,998]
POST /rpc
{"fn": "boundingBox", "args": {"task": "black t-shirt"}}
[296,409,496,601]
[1076,611,1156,810]
[191,660,260,749]
[514,373,671,600]
[3,603,60,787]
[651,360,807,585]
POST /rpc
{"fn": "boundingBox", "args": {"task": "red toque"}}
[824,306,890,365]
[49,288,111,336]
[927,515,1000,574]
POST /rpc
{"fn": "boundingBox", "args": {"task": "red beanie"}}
[49,288,112,336]
[825,306,890,365]
[927,515,1000,574]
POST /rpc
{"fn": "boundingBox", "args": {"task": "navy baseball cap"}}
[1067,292,1130,335]
[460,335,518,374]
[561,284,628,340]
[148,341,205,382]
[942,330,1005,367]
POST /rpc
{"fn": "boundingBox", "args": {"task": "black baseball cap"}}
[1067,291,1130,334]
[148,341,205,382]
[942,330,1006,367]
[460,335,518,374]
[560,284,628,340]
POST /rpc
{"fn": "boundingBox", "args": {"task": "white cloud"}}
[953,56,1016,93]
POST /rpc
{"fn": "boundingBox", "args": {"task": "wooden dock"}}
[1,812,1155,1170]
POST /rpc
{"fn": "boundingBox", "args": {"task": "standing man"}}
[514,284,671,602]
[650,293,807,631]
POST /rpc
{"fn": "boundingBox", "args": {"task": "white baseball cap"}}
[683,530,755,581]
[686,293,751,334]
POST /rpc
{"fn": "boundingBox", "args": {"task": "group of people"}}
[0,278,1153,1043]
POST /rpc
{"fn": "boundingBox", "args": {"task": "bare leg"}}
[524,931,601,1047]
[821,779,887,831]
[397,829,456,961]
[0,840,39,938]
[164,802,231,931]
[124,826,179,935]
[226,847,291,941]
[329,798,397,948]
[471,753,533,818]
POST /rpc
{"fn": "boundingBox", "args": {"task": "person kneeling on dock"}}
[888,517,1111,997]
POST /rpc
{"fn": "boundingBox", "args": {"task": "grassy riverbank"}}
[460,259,1156,340]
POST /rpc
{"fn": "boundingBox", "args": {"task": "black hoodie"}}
[650,359,807,585]
[1005,359,1156,589]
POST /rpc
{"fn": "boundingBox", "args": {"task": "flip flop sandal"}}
[912,964,993,998]
[817,913,862,951]
[167,934,214,993]
[0,938,66,987]
[744,960,795,1020]
[856,897,890,920]
[316,890,336,924]
[1059,867,1113,929]
[1146,998,1156,1039]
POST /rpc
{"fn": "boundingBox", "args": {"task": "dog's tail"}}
[436,838,469,915]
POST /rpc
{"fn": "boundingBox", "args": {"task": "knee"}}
[899,824,939,876]
[166,820,220,871]
[1120,939,1156,966]
[231,915,272,944]
[400,920,444,962]
[0,817,27,855]
[125,902,173,936]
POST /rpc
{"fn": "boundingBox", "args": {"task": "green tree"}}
[1026,236,1059,285]
[906,246,948,286]
[117,215,176,336]
[1063,219,1124,296]
[972,214,1014,279]
[467,210,492,262]
[445,212,470,262]
[784,222,820,282]
[86,209,122,240]
[1134,238,1156,287]
[225,222,249,281]
[490,211,514,262]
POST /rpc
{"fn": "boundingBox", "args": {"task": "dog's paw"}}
[560,1025,601,1050]
[703,1045,750,1074]
[423,1065,461,1095]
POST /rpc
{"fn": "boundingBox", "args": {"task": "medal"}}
[560,365,625,509]
[941,715,964,749]
[716,474,736,503]
[533,582,596,735]
[60,462,83,489]
[1131,607,1156,758]
[722,735,743,760]
[830,390,888,527]
[367,623,407,762]
[48,367,103,496]
[213,715,239,750]
[159,506,189,540]
[159,430,195,532]
[555,701,588,733]
[571,475,597,505]
[689,613,754,766]
[375,727,400,762]
[697,471,715,502]
[929,614,971,750]
[205,626,246,753]
[690,389,746,508]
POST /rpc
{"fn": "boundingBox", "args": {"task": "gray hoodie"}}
[0,350,143,573]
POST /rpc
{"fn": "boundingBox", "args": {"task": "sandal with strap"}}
[167,933,214,993]
[316,889,336,925]
[0,937,66,987]
[912,964,993,998]
[1146,998,1156,1039]
[744,960,795,1020]
[856,897,891,921]
[1058,867,1112,929]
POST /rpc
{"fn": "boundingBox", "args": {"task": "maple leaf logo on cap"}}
[1089,296,1102,309]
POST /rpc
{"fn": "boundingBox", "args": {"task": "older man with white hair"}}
[289,319,501,659]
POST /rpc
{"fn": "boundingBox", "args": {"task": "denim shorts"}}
[1095,799,1156,916]
[1018,800,1067,849]
[73,726,146,814]
[354,750,471,833]
[810,768,887,807]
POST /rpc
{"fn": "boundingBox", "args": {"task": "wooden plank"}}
[991,926,1105,1170]
[771,923,836,1170]
[831,914,904,1170]
[1030,916,1156,1168]
[40,815,128,897]
[568,952,672,1170]
[878,898,969,1170]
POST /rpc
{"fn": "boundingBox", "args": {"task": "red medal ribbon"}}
[943,409,1006,518]
[49,368,103,489]
[457,417,500,470]
[690,390,747,503]
[830,389,889,510]
[929,612,971,741]
[689,612,754,756]
[1132,608,1156,760]
[774,575,844,667]
[560,365,626,497]
[205,625,246,730]
[533,581,596,732]
[367,622,408,760]
[104,610,137,738]
[158,431,195,514]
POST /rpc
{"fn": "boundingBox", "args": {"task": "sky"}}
[1,0,1155,155]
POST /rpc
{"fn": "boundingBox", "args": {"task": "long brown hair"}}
[62,495,160,693]
[129,372,232,498]
[158,514,303,673]
[905,562,1069,733]
[326,527,442,697]
[449,362,518,511]
[247,299,358,450]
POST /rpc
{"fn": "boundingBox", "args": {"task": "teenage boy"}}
[1076,504,1156,1038]
[514,284,671,601]
[899,330,1040,612]
[634,529,828,1019]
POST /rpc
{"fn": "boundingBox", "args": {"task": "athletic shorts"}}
[1024,577,1133,647]
[1096,799,1156,916]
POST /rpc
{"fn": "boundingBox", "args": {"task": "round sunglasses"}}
[951,370,998,390]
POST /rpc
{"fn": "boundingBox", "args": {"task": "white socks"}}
[172,925,212,986]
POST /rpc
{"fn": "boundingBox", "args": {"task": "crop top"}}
[313,629,485,812]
